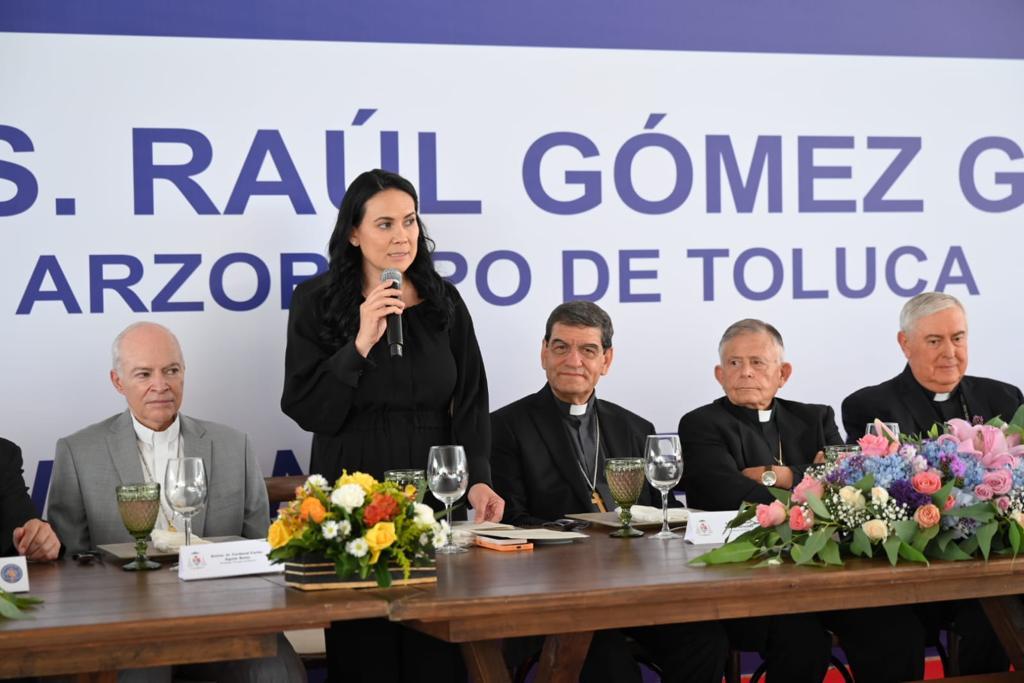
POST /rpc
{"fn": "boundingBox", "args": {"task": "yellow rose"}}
[364,522,397,564]
[267,519,294,549]
[337,470,378,494]
[861,519,889,542]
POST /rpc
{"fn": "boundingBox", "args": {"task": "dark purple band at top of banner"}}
[2,0,1023,60]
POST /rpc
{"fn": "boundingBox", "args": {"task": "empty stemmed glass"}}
[116,482,162,571]
[644,435,683,540]
[427,445,469,554]
[164,457,207,547]
[605,458,646,538]
[865,422,900,440]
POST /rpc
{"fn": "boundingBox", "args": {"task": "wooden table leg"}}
[534,632,594,683]
[981,596,1024,670]
[71,672,117,683]
[462,639,512,683]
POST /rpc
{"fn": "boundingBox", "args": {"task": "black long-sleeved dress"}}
[281,273,491,488]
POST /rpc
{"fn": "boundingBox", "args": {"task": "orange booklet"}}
[475,536,534,552]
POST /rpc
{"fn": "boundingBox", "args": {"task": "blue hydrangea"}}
[862,454,914,489]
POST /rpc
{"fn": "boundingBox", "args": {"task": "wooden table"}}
[0,560,388,682]
[389,531,1024,683]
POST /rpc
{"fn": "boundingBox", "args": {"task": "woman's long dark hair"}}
[318,169,454,349]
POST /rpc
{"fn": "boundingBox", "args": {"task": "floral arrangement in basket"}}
[693,411,1024,568]
[267,472,445,587]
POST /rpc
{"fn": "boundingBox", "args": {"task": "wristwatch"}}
[761,466,778,487]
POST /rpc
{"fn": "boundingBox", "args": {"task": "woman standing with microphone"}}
[281,168,504,681]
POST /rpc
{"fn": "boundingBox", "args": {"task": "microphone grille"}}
[381,269,403,286]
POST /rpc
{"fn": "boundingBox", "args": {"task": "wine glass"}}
[116,482,162,571]
[427,445,469,555]
[384,469,428,504]
[164,457,207,547]
[644,435,683,540]
[865,422,900,439]
[604,458,646,538]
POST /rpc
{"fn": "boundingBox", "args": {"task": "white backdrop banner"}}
[2,2,1023,512]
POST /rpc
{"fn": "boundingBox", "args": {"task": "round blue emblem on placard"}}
[1,563,23,584]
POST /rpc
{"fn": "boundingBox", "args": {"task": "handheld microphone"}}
[381,268,404,357]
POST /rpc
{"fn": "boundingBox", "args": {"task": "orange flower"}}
[364,493,400,526]
[299,496,327,524]
[914,504,941,529]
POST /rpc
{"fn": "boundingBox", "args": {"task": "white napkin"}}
[150,528,211,552]
[615,505,689,524]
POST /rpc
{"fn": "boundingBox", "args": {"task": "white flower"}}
[331,483,365,513]
[910,455,929,473]
[862,519,889,541]
[413,503,435,527]
[432,520,450,548]
[321,520,339,540]
[305,474,330,492]
[338,520,352,538]
[839,486,866,510]
[346,538,369,558]
[419,533,430,546]
[1012,511,1024,528]
[870,487,889,506]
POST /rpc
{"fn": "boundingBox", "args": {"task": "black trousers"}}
[916,599,1010,676]
[505,621,728,683]
[726,605,925,683]
[325,619,466,683]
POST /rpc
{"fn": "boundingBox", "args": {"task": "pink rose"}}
[857,434,892,457]
[789,506,814,532]
[996,496,1012,514]
[944,495,956,511]
[792,475,825,504]
[755,500,787,528]
[913,504,941,529]
[911,471,942,495]
[983,469,1013,496]
[974,483,994,501]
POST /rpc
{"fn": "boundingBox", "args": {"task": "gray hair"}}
[111,322,183,373]
[900,292,966,335]
[718,319,785,360]
[544,301,614,349]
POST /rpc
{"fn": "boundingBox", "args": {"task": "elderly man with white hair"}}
[842,292,1024,677]
[48,321,303,683]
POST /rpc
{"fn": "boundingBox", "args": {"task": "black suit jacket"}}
[841,365,1024,443]
[1,438,39,556]
[491,386,662,526]
[678,397,843,512]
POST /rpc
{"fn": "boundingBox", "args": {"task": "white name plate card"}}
[684,511,758,546]
[177,539,283,581]
[0,556,30,593]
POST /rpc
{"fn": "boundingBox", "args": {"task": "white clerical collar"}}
[131,413,181,446]
[758,409,773,423]
[933,392,951,402]
[569,403,588,416]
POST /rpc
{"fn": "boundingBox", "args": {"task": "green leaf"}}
[894,519,918,544]
[931,480,954,507]
[820,539,843,566]
[789,543,804,564]
[912,523,940,552]
[930,541,973,561]
[850,528,873,558]
[768,488,792,505]
[898,541,929,565]
[776,523,792,545]
[947,503,996,523]
[690,541,759,565]
[934,528,958,551]
[927,423,940,439]
[977,521,999,560]
[1010,519,1022,557]
[804,492,831,521]
[726,505,757,529]
[1009,404,1024,429]
[853,473,876,492]
[0,593,26,620]
[883,535,901,566]
[959,535,979,556]
[796,528,831,565]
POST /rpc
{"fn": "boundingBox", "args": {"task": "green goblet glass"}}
[116,482,162,571]
[384,469,428,504]
[604,458,646,538]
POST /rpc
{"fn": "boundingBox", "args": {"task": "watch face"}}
[761,470,778,486]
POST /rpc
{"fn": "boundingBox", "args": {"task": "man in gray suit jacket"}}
[48,321,303,683]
